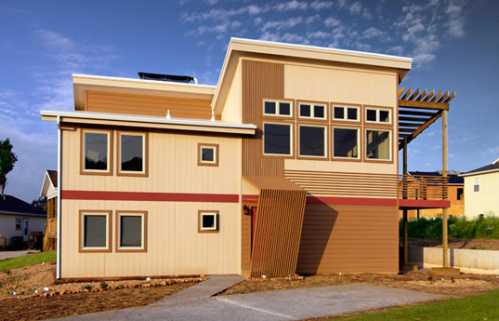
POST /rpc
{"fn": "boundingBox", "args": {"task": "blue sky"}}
[0,0,498,201]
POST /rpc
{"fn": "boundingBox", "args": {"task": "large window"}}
[116,211,147,251]
[82,130,111,174]
[365,107,392,124]
[118,132,146,175]
[80,211,111,252]
[299,125,327,157]
[333,128,359,159]
[333,105,359,121]
[198,210,219,233]
[299,103,326,120]
[263,123,292,156]
[263,100,293,117]
[198,143,219,166]
[366,129,391,161]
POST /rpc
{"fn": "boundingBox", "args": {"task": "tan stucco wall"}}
[464,172,499,218]
[221,59,243,123]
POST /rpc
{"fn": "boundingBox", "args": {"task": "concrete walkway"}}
[51,283,443,321]
[0,250,33,260]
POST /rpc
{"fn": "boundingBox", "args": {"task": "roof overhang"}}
[73,74,216,110]
[460,168,499,177]
[213,37,413,114]
[41,110,256,135]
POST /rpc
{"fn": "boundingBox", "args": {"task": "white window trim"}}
[263,99,294,118]
[82,129,111,173]
[118,132,146,174]
[365,128,393,161]
[332,127,361,160]
[365,107,392,124]
[81,212,110,251]
[199,144,218,165]
[332,105,360,122]
[298,102,327,120]
[262,122,294,156]
[117,212,146,250]
[199,211,219,232]
[298,124,328,158]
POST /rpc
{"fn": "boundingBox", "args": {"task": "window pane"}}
[202,214,216,229]
[85,133,108,170]
[366,109,377,121]
[347,108,358,120]
[121,135,143,172]
[334,128,358,158]
[334,107,344,119]
[379,110,390,122]
[300,104,311,117]
[264,124,291,155]
[84,215,106,247]
[120,216,142,247]
[264,101,276,114]
[279,102,291,115]
[300,126,325,157]
[201,147,214,162]
[314,105,325,118]
[366,130,390,160]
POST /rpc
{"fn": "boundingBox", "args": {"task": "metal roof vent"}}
[138,72,198,84]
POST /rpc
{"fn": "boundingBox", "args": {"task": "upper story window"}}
[299,125,327,158]
[473,178,480,192]
[263,100,293,117]
[82,130,112,174]
[365,107,392,124]
[299,103,327,120]
[333,127,359,159]
[333,105,360,122]
[263,123,292,156]
[118,132,146,175]
[366,129,392,161]
[198,143,219,166]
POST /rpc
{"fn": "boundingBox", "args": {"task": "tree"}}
[0,138,17,196]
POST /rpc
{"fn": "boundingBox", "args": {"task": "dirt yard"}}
[222,271,499,297]
[0,263,201,321]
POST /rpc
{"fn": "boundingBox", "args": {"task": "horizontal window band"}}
[63,190,239,203]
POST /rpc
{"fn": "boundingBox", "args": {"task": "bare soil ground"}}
[0,263,200,321]
[222,271,499,297]
[410,238,499,250]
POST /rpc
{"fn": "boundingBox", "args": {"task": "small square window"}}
[366,109,377,122]
[379,110,390,122]
[314,105,325,119]
[347,108,358,120]
[279,102,291,115]
[333,106,359,121]
[334,107,345,119]
[199,211,219,232]
[300,104,311,117]
[264,101,276,115]
[198,144,219,166]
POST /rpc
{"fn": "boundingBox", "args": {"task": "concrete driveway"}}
[0,250,32,260]
[51,283,442,321]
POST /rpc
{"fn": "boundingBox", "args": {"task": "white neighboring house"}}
[461,159,499,219]
[0,194,46,248]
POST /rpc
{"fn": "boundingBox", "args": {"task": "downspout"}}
[56,115,62,279]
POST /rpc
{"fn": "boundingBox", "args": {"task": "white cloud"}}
[274,1,308,11]
[324,17,341,27]
[349,2,362,15]
[262,17,303,32]
[362,27,385,39]
[310,1,333,10]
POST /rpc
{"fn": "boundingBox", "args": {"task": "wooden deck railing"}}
[399,175,448,200]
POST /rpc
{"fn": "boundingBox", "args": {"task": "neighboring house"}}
[40,169,58,250]
[41,38,455,280]
[0,195,46,248]
[405,171,464,219]
[461,159,499,218]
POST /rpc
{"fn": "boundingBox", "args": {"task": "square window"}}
[119,133,145,174]
[334,107,345,119]
[366,109,377,122]
[299,126,326,157]
[379,110,390,122]
[300,104,311,117]
[347,108,358,120]
[333,128,359,159]
[314,105,325,119]
[118,213,145,249]
[264,101,276,115]
[366,129,391,160]
[264,123,292,155]
[80,211,111,251]
[199,211,219,232]
[83,131,110,172]
[198,144,219,166]
[279,102,291,115]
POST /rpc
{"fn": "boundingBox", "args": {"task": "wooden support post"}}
[403,139,409,268]
[442,110,449,268]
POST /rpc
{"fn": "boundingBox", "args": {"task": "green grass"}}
[0,251,55,273]
[330,290,499,321]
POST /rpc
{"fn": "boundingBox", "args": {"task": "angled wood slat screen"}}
[285,170,399,198]
[250,189,307,277]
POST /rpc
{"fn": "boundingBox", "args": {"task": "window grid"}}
[263,100,294,117]
[332,105,360,122]
[299,103,327,120]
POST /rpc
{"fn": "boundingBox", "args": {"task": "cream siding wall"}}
[464,172,499,218]
[61,128,242,278]
[285,159,396,175]
[221,59,243,123]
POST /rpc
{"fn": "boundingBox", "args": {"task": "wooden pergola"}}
[398,87,456,271]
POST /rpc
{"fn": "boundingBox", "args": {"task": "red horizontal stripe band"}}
[398,199,451,209]
[62,190,240,203]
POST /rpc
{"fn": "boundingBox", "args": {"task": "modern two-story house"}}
[41,38,455,280]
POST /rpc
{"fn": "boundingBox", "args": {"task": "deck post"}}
[403,138,409,268]
[442,110,449,268]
